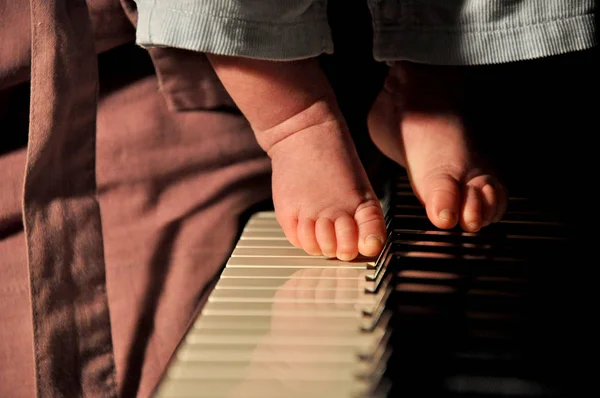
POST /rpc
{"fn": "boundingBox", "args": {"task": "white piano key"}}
[189,327,367,339]
[231,247,324,257]
[154,378,373,398]
[226,256,374,268]
[220,267,375,279]
[214,275,367,290]
[207,289,374,304]
[242,226,285,233]
[192,314,365,331]
[235,239,296,248]
[252,212,278,219]
[175,345,359,364]
[207,288,390,316]
[244,218,281,228]
[193,307,386,332]
[174,344,375,366]
[199,301,360,317]
[181,333,391,367]
[239,231,289,240]
[167,362,360,381]
[186,323,386,346]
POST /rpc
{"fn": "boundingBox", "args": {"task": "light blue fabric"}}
[368,0,596,64]
[134,0,596,65]
[134,0,333,60]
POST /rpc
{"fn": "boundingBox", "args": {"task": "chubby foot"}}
[208,55,386,260]
[269,100,386,260]
[368,62,507,232]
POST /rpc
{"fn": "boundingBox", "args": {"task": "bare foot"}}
[209,56,386,260]
[368,62,507,232]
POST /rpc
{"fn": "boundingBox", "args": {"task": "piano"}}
[153,171,585,397]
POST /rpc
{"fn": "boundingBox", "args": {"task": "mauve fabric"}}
[0,0,271,397]
[24,0,117,396]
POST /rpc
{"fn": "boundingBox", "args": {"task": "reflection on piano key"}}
[154,211,391,397]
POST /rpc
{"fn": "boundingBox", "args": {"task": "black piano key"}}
[372,182,585,398]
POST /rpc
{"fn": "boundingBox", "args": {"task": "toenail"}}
[337,253,354,262]
[468,222,479,231]
[365,235,384,246]
[438,209,456,222]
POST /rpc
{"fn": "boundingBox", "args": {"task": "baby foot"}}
[368,62,507,232]
[268,100,386,260]
[208,55,386,260]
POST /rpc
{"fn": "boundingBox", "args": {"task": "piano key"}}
[165,359,391,385]
[188,327,370,340]
[207,288,375,304]
[166,362,367,381]
[184,328,388,356]
[178,342,391,371]
[202,302,358,318]
[209,301,380,315]
[388,215,571,238]
[175,345,361,363]
[226,256,374,268]
[220,267,375,279]
[174,344,389,373]
[244,218,281,226]
[192,314,363,331]
[231,248,380,261]
[176,344,391,378]
[190,314,391,341]
[365,241,393,287]
[199,301,361,317]
[241,227,286,233]
[444,375,546,396]
[235,239,297,248]
[215,274,368,289]
[362,286,392,320]
[391,229,570,248]
[154,378,375,398]
[231,247,325,257]
[240,220,283,232]
[390,256,527,278]
[193,308,387,332]
[252,212,278,219]
[239,231,290,240]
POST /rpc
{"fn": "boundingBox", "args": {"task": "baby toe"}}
[297,217,322,256]
[354,200,386,257]
[315,217,337,258]
[468,175,508,226]
[460,185,483,232]
[480,183,498,226]
[423,173,461,229]
[334,214,359,261]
